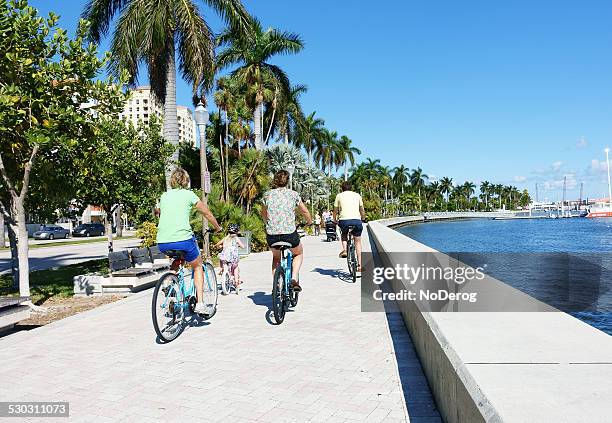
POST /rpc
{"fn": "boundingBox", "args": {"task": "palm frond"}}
[175,0,215,94]
[81,0,128,42]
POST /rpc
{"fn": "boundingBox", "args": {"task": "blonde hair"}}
[169,167,190,189]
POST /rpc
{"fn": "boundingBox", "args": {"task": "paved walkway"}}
[0,234,427,422]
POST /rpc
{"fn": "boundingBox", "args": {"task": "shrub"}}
[137,221,158,247]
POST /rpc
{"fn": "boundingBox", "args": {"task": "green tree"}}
[0,1,126,299]
[82,0,251,185]
[392,165,409,195]
[75,118,172,253]
[295,111,325,168]
[337,135,361,181]
[409,167,428,212]
[217,18,304,149]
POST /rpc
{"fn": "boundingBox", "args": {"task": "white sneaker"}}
[194,302,210,315]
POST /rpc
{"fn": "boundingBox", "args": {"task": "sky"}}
[29,0,612,201]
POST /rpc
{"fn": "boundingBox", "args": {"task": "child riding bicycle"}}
[215,224,245,292]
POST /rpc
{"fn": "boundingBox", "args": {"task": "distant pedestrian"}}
[314,212,321,236]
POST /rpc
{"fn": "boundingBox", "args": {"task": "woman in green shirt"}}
[156,168,222,315]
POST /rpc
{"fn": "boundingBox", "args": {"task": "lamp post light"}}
[194,101,210,256]
[605,147,611,208]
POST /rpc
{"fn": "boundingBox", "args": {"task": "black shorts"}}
[266,231,301,248]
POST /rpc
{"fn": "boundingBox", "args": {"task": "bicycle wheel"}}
[272,266,286,324]
[152,273,185,342]
[347,237,357,283]
[201,262,218,320]
[221,268,231,295]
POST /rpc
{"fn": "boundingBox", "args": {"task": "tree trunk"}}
[219,133,225,202]
[0,211,5,249]
[11,198,30,297]
[253,102,263,150]
[307,148,312,168]
[7,222,18,290]
[344,163,348,181]
[284,129,289,145]
[116,204,123,237]
[163,43,179,189]
[224,109,229,201]
[105,210,114,254]
[265,106,276,145]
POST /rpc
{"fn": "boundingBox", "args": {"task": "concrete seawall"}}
[368,217,612,423]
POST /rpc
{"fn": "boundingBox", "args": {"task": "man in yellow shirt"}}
[333,181,366,271]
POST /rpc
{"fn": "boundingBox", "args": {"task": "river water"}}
[397,218,612,335]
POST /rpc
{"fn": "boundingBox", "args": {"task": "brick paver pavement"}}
[0,233,413,422]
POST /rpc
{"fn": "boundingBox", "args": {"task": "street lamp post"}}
[605,147,611,208]
[195,102,210,256]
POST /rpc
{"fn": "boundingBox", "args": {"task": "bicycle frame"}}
[162,261,215,311]
[281,249,293,296]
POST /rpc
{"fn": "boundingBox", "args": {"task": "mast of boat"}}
[535,183,539,202]
[562,176,567,217]
[606,147,611,209]
[579,182,583,211]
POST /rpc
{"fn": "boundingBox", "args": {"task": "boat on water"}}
[586,204,612,218]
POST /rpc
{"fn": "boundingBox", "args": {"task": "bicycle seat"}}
[271,241,292,250]
[164,250,186,259]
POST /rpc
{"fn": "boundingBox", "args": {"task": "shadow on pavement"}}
[311,267,354,283]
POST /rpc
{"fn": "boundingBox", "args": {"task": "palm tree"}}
[228,149,269,213]
[82,0,250,185]
[217,18,303,150]
[336,135,361,181]
[480,181,491,209]
[409,167,428,212]
[315,129,340,177]
[439,176,453,209]
[275,84,307,145]
[392,165,409,195]
[462,181,476,210]
[295,111,325,167]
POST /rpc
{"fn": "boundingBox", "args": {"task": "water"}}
[397,218,612,335]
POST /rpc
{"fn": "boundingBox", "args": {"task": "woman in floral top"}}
[262,170,312,291]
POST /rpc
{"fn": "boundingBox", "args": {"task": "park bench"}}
[0,296,30,334]
[130,247,169,271]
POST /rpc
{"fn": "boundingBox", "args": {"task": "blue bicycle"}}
[152,241,218,342]
[271,241,299,324]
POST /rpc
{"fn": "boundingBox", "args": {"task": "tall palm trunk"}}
[163,44,179,189]
[0,211,5,249]
[344,162,348,181]
[219,132,226,201]
[253,102,262,150]
[307,148,312,168]
[284,124,289,145]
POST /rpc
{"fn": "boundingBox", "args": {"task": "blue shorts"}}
[158,237,201,262]
[338,219,363,237]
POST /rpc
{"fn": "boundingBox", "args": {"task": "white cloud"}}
[576,137,587,148]
[552,161,563,171]
[513,175,527,183]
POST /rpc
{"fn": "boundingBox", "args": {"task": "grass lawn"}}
[0,259,109,305]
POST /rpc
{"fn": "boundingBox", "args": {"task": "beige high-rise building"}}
[119,86,162,127]
[119,87,196,146]
[177,105,197,146]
